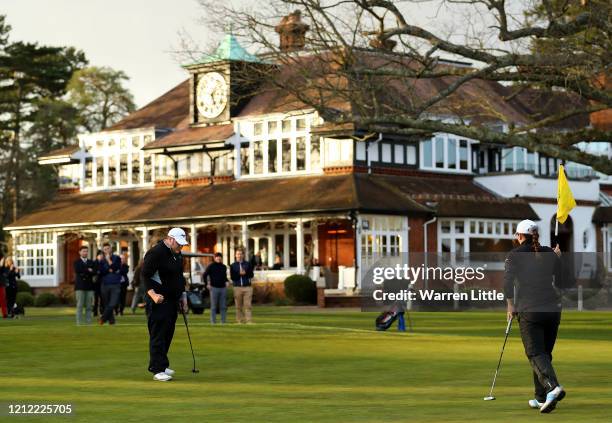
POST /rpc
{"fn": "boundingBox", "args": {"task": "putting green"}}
[1,307,611,422]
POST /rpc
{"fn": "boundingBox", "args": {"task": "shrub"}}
[57,285,76,306]
[34,292,59,307]
[225,286,234,308]
[16,292,34,307]
[283,274,316,304]
[17,280,32,293]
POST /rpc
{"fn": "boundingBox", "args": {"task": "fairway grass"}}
[1,307,611,422]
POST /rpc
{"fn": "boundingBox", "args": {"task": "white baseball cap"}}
[516,219,538,235]
[168,227,188,246]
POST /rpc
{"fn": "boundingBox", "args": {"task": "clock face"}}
[196,72,228,119]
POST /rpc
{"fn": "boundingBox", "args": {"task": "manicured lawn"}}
[1,307,611,422]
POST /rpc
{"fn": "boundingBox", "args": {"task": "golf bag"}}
[186,283,209,314]
[375,310,399,331]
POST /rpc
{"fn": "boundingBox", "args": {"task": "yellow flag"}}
[557,165,576,224]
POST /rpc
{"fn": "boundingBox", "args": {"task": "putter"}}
[484,316,513,401]
[180,306,199,374]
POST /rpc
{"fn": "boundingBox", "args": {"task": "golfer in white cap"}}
[503,219,571,413]
[141,228,189,381]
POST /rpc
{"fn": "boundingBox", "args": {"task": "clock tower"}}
[184,34,268,126]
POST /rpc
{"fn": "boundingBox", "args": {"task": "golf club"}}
[484,316,513,401]
[180,306,199,374]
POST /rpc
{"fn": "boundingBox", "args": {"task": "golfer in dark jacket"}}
[74,246,96,325]
[203,252,229,324]
[141,228,188,382]
[504,219,571,413]
[98,243,122,325]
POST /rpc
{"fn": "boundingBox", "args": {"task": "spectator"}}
[93,250,104,317]
[0,255,8,318]
[116,253,130,316]
[74,246,96,325]
[203,252,229,324]
[97,243,122,325]
[230,248,254,324]
[130,260,145,314]
[272,253,283,270]
[250,250,263,270]
[4,258,19,318]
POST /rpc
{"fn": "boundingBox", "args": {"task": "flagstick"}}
[555,219,558,237]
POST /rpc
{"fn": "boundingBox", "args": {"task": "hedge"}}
[16,292,34,307]
[283,274,316,304]
[34,292,59,307]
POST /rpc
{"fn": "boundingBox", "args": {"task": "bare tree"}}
[194,0,611,174]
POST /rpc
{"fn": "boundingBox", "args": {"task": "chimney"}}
[275,10,309,52]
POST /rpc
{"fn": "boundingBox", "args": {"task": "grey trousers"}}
[75,290,95,325]
[210,287,227,323]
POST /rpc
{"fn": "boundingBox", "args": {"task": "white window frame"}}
[236,113,322,179]
[437,218,518,262]
[420,133,474,174]
[14,232,56,278]
[80,130,155,192]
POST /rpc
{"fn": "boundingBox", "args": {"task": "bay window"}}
[237,114,321,177]
[420,134,473,173]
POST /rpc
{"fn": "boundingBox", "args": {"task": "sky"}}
[2,0,474,108]
[3,0,212,107]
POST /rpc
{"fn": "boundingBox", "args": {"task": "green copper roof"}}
[185,33,262,66]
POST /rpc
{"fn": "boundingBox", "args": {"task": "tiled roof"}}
[38,145,80,161]
[106,80,190,131]
[7,173,540,229]
[143,124,234,150]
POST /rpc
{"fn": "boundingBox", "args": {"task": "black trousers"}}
[518,311,561,401]
[100,284,121,324]
[6,286,17,316]
[146,299,178,374]
[93,283,104,316]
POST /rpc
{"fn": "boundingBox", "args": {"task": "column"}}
[268,235,275,268]
[95,229,103,252]
[296,219,304,274]
[190,223,198,274]
[241,221,249,257]
[283,229,290,269]
[222,236,228,263]
[52,232,60,286]
[355,215,362,290]
[141,227,149,256]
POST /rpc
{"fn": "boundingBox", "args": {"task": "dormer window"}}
[236,114,322,178]
[420,134,474,173]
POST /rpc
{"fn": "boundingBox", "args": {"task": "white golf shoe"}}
[153,372,172,382]
[540,386,566,413]
[164,368,175,376]
[528,399,543,409]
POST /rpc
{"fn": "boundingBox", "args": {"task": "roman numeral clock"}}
[195,71,228,120]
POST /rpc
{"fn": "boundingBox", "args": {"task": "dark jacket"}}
[98,254,122,285]
[203,262,228,288]
[141,241,186,301]
[503,240,571,312]
[7,268,20,289]
[120,263,130,286]
[0,266,7,288]
[74,258,96,291]
[230,261,254,287]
